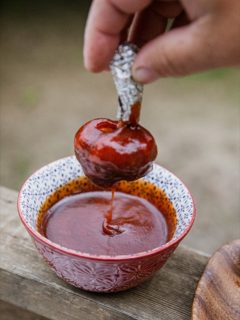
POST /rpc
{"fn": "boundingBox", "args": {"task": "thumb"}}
[132,21,217,83]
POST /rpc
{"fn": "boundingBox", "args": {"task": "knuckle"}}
[156,44,186,77]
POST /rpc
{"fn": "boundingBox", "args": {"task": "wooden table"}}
[0,186,209,320]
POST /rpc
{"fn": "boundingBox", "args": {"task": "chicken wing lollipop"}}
[74,43,157,187]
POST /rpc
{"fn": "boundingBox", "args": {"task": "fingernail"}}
[133,67,159,84]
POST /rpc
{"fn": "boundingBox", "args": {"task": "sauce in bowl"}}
[37,178,176,255]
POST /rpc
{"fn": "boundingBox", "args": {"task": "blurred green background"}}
[0,0,239,254]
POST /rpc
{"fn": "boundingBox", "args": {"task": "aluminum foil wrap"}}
[110,43,143,122]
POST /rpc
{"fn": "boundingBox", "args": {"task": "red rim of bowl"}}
[17,157,196,262]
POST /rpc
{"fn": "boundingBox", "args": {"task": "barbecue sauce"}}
[37,178,176,255]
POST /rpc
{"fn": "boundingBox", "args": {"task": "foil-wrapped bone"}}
[110,43,143,122]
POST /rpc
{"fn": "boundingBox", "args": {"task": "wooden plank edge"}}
[0,268,134,320]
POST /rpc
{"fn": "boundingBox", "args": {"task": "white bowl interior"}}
[19,156,194,244]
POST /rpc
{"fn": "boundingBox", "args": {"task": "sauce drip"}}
[102,188,121,236]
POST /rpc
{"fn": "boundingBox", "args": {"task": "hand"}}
[84,0,240,83]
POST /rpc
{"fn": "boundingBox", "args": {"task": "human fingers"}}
[129,10,167,48]
[129,1,183,47]
[84,0,151,72]
[132,1,240,83]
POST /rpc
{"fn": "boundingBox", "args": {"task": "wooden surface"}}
[0,301,48,320]
[192,240,240,320]
[0,186,209,320]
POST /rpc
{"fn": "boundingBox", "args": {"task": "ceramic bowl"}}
[17,156,196,292]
